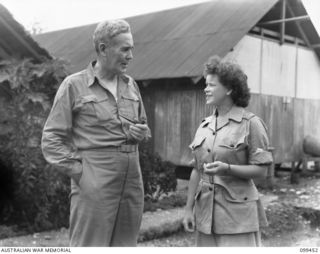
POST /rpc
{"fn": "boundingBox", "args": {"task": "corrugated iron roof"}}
[34,0,279,80]
[0,4,51,62]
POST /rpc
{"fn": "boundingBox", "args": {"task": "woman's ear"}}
[226,90,232,96]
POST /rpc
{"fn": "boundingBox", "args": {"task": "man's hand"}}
[129,123,149,142]
[183,210,195,233]
[203,161,228,176]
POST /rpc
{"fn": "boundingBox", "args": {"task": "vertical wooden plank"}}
[140,85,155,152]
[280,0,286,45]
[259,33,264,95]
[180,90,195,165]
[153,88,167,159]
[165,89,181,164]
[293,98,304,159]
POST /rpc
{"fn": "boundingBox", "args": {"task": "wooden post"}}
[266,146,275,187]
[259,29,264,95]
[280,0,286,45]
[286,2,312,48]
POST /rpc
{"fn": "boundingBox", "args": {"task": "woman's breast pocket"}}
[217,135,248,163]
[191,136,212,169]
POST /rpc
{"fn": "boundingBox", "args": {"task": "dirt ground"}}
[1,171,320,247]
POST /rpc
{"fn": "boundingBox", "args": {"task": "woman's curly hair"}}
[203,55,250,107]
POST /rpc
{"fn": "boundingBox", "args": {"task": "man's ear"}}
[99,43,107,56]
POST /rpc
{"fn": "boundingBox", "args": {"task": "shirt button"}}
[244,197,248,200]
[207,149,211,152]
[209,187,213,191]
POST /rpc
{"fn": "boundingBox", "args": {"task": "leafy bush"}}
[139,144,177,201]
[261,203,304,239]
[0,59,69,231]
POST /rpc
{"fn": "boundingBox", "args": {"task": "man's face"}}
[103,32,134,75]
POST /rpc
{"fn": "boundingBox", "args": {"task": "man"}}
[41,19,150,247]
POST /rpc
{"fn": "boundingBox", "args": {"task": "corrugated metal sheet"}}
[0,4,50,61]
[34,0,278,80]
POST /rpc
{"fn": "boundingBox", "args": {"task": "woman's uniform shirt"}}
[189,106,273,235]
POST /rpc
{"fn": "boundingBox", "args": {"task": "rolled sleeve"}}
[41,78,82,178]
[248,117,273,165]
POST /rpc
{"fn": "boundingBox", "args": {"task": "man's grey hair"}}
[93,19,131,54]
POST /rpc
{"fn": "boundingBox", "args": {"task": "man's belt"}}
[100,144,138,153]
[80,144,138,153]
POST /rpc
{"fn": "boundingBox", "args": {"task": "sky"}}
[0,0,210,33]
[0,0,319,34]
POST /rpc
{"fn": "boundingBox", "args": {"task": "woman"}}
[182,55,273,247]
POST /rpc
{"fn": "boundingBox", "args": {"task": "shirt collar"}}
[207,105,244,131]
[225,105,245,123]
[86,61,130,87]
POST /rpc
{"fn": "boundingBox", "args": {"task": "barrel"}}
[303,135,320,156]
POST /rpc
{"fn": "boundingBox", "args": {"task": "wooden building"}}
[34,0,320,166]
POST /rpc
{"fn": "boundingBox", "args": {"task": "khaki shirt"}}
[42,61,150,178]
[190,106,273,234]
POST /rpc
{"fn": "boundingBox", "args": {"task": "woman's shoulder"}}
[243,110,268,133]
[242,110,256,121]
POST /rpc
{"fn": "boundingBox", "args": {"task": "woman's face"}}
[204,74,230,106]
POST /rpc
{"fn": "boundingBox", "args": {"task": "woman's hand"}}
[203,161,228,176]
[183,209,195,232]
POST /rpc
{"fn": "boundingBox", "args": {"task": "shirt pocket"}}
[222,185,259,203]
[79,95,111,125]
[194,181,214,234]
[190,136,209,170]
[218,135,248,164]
[191,136,206,150]
[119,94,140,123]
[219,135,247,150]
[213,186,260,234]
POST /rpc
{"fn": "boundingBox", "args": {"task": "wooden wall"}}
[140,34,320,166]
[142,85,320,165]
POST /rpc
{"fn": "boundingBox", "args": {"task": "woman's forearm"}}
[185,168,201,211]
[228,164,268,179]
[204,161,269,179]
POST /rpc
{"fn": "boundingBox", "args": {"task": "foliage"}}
[143,193,186,212]
[261,203,304,239]
[0,59,69,231]
[139,143,177,201]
